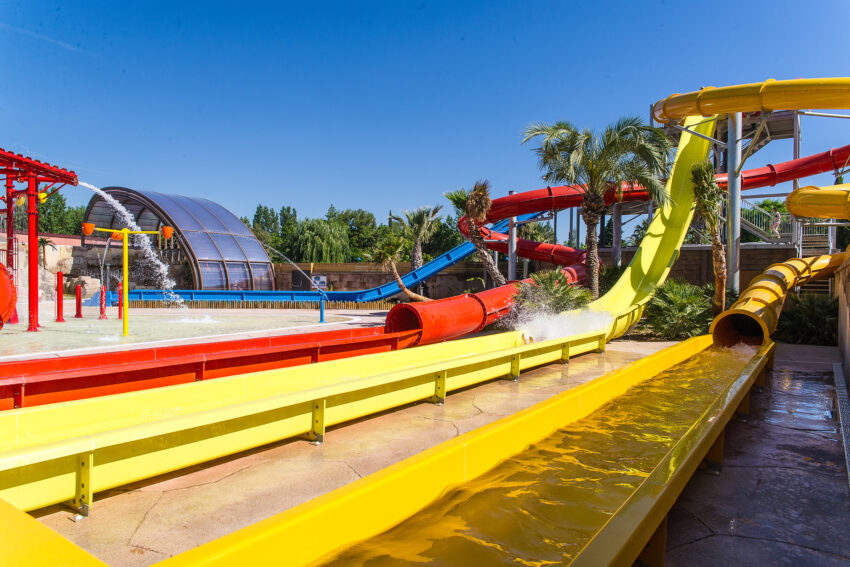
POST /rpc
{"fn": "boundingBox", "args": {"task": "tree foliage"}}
[644,278,713,340]
[292,218,350,263]
[523,116,672,298]
[390,206,443,270]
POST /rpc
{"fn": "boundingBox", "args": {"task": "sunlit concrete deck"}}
[34,339,674,566]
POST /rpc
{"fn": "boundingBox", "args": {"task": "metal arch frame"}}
[82,188,202,291]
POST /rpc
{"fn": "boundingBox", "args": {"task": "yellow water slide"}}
[2,78,849,566]
[711,181,850,345]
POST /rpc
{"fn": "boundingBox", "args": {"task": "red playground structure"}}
[0,148,78,331]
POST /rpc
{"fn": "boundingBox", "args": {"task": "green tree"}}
[327,208,377,261]
[445,181,506,286]
[364,231,429,302]
[37,192,85,235]
[390,206,443,271]
[523,116,671,297]
[691,160,727,314]
[292,218,350,262]
[644,279,713,340]
[422,216,464,260]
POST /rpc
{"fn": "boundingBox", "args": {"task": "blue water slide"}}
[88,214,538,305]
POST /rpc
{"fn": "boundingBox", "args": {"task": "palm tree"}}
[445,181,506,286]
[365,232,429,302]
[390,206,443,271]
[38,237,56,269]
[691,160,726,314]
[523,116,672,298]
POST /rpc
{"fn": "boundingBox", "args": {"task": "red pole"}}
[117,282,123,319]
[5,176,17,324]
[75,284,83,318]
[26,175,38,332]
[99,285,107,320]
[56,271,65,322]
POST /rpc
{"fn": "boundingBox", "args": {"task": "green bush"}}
[775,293,838,346]
[513,270,592,314]
[644,279,713,340]
[599,264,626,295]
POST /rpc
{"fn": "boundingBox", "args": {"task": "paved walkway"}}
[35,340,674,566]
[667,344,850,566]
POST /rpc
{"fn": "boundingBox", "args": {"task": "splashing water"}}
[79,182,184,306]
[515,308,614,344]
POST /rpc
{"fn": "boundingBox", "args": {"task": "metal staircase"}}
[798,228,833,294]
[740,198,792,242]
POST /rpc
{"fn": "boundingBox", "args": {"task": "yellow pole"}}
[122,229,129,337]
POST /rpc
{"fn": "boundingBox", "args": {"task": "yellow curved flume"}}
[710,253,846,346]
[651,77,850,123]
[786,183,850,220]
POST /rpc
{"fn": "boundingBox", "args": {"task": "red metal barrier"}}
[117,282,123,320]
[55,272,65,323]
[75,285,83,318]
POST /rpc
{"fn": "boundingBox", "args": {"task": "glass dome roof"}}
[83,187,274,290]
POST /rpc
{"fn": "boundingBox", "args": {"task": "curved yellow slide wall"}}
[652,77,850,123]
[787,183,850,220]
[712,178,850,346]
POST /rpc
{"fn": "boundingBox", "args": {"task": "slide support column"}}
[612,201,622,268]
[726,113,742,294]
[508,190,517,281]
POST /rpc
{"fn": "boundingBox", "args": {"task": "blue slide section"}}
[89,215,537,305]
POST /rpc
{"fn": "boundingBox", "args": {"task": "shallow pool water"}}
[322,344,757,566]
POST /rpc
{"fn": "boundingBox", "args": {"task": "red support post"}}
[4,176,17,324]
[75,284,83,318]
[117,282,123,319]
[26,175,38,332]
[56,271,65,322]
[99,285,107,320]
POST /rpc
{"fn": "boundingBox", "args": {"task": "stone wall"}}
[836,256,850,380]
[598,243,798,288]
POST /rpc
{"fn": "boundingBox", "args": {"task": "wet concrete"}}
[667,344,850,566]
[35,340,673,566]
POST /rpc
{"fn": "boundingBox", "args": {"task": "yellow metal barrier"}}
[157,336,715,567]
[710,253,846,345]
[0,497,107,566]
[0,329,606,513]
[569,341,774,566]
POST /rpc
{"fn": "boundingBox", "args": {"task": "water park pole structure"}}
[508,190,517,281]
[82,223,172,336]
[726,112,743,294]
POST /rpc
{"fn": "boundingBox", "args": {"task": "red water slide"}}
[3,143,848,409]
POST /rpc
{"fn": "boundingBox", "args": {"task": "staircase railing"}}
[740,198,792,241]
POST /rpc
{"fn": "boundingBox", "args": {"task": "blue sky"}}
[2,1,849,229]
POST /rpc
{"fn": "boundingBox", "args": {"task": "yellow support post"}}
[73,452,93,516]
[509,354,520,381]
[431,370,447,405]
[305,399,326,445]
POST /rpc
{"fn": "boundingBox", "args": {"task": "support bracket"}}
[304,399,326,445]
[73,451,93,516]
[509,354,520,381]
[430,370,447,405]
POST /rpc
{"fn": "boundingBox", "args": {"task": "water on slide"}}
[321,344,757,567]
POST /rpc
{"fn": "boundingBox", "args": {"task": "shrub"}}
[644,278,713,340]
[775,293,838,346]
[513,270,592,314]
[599,264,626,296]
